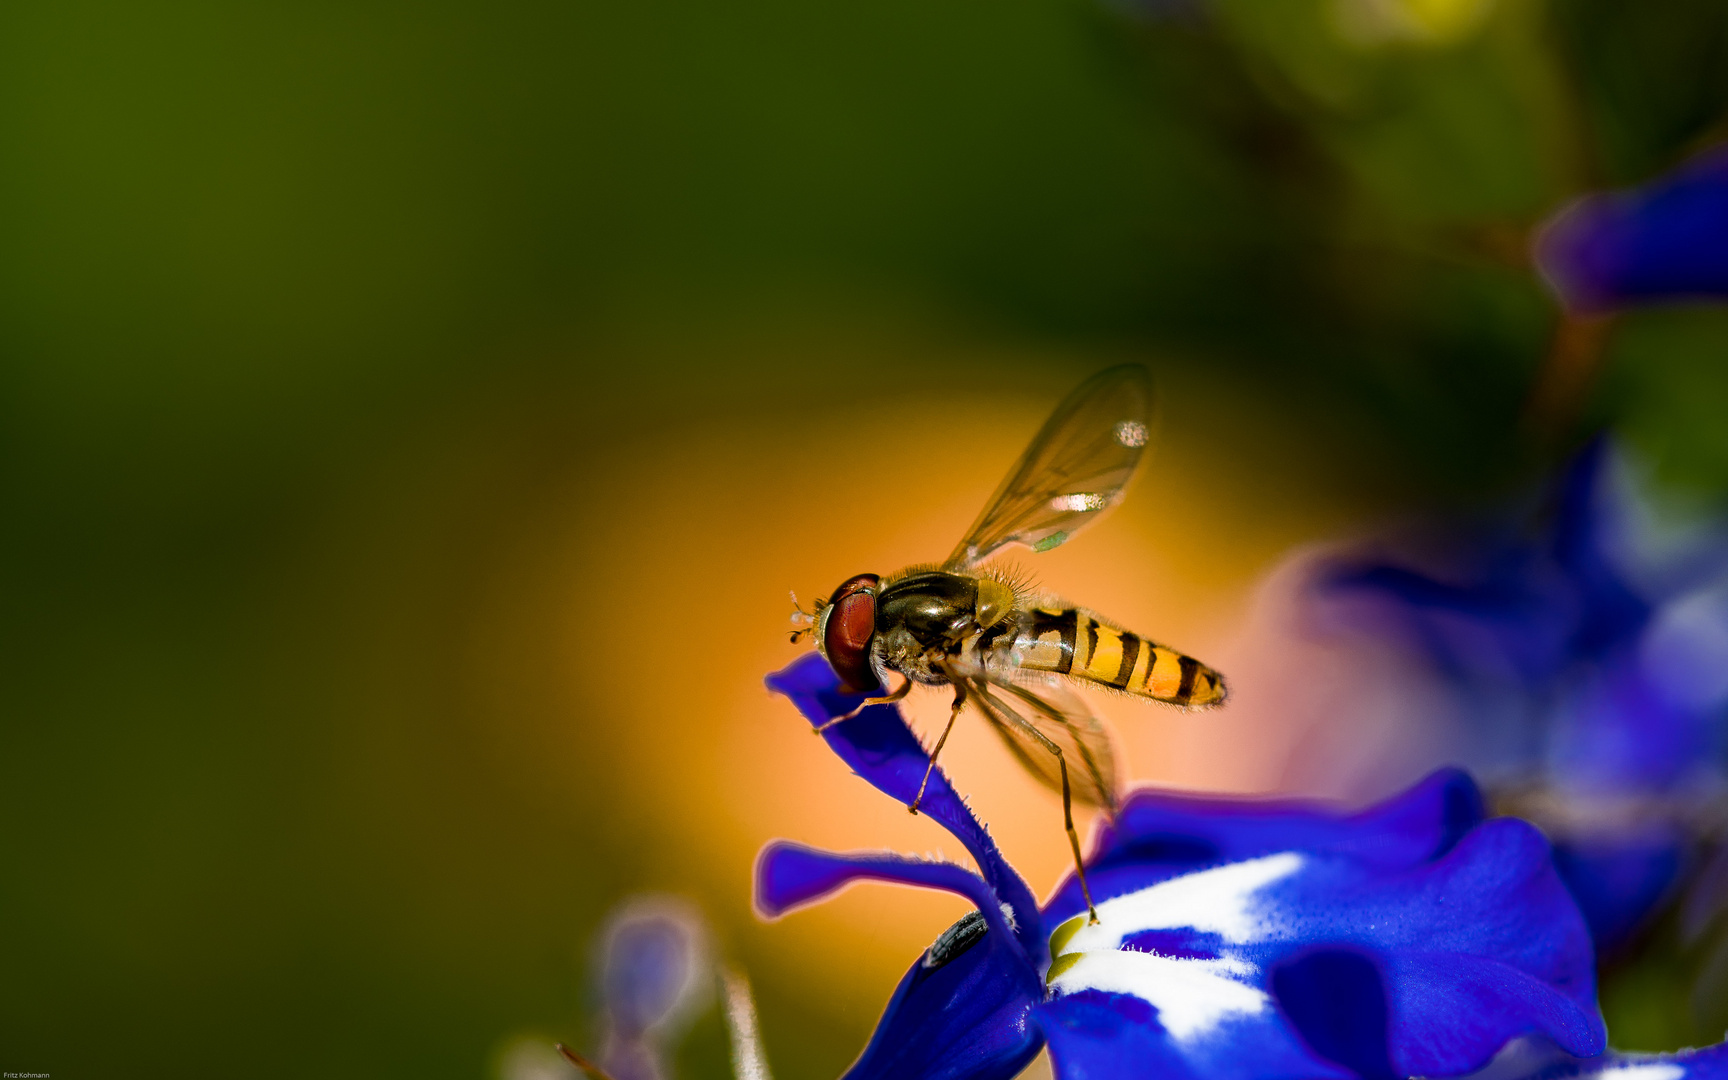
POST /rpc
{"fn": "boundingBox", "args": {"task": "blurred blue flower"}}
[1316,439,1728,951]
[759,654,1606,1080]
[592,896,711,1080]
[1535,145,1728,312]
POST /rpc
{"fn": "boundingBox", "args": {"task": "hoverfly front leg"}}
[787,590,820,645]
[812,674,913,733]
[909,678,967,816]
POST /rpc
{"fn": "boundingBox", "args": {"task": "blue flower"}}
[1316,439,1728,950]
[1534,145,1728,313]
[759,653,1606,1080]
[591,897,712,1080]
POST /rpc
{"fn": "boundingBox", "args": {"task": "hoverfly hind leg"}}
[997,679,1121,824]
[973,681,1101,924]
[1042,734,1101,923]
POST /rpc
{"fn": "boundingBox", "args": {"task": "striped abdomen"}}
[1008,606,1226,708]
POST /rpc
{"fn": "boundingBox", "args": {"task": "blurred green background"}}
[3,0,1728,1076]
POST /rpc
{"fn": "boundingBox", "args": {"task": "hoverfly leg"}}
[1039,737,1100,923]
[909,683,966,816]
[1054,749,1101,925]
[974,682,1101,924]
[812,675,912,733]
[997,680,1120,822]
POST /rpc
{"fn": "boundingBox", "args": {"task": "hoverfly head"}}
[815,573,881,694]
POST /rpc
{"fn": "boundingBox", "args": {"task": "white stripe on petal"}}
[1047,950,1269,1041]
[1061,852,1303,952]
[1580,1066,1685,1080]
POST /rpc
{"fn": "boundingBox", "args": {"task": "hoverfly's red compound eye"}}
[822,573,881,694]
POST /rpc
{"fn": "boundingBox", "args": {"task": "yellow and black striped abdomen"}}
[1010,606,1226,708]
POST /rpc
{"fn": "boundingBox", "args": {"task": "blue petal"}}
[1651,1047,1728,1080]
[1037,774,1602,1080]
[1536,145,1728,312]
[1040,987,1353,1080]
[845,921,1043,1080]
[1270,949,1397,1080]
[1266,819,1604,1075]
[752,842,1044,1080]
[754,841,1024,962]
[1045,768,1485,922]
[767,653,1043,957]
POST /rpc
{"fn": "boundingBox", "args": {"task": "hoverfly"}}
[789,365,1227,921]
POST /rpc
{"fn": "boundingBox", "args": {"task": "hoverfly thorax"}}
[817,573,881,694]
[875,572,978,652]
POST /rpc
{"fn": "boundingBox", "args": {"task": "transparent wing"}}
[946,365,1154,570]
[968,673,1119,814]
